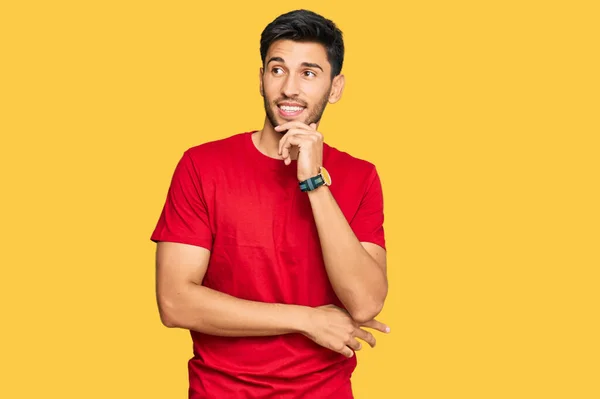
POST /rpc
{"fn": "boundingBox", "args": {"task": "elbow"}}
[349,287,388,324]
[159,312,178,328]
[157,296,183,328]
[350,299,385,324]
[350,264,388,323]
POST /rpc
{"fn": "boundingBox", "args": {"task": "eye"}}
[272,67,284,75]
[304,70,316,77]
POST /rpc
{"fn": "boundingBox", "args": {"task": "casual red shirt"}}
[151,131,385,399]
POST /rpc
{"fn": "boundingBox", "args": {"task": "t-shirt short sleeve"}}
[350,166,386,250]
[150,151,213,250]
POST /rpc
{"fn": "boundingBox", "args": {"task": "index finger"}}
[274,121,312,132]
[360,319,391,334]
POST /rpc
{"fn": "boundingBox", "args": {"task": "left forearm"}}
[307,186,387,323]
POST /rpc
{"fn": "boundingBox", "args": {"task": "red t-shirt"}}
[151,131,385,399]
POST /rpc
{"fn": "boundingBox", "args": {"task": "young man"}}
[151,9,389,399]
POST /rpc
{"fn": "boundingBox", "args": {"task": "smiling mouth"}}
[277,103,306,117]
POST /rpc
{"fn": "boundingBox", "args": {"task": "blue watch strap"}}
[299,174,325,192]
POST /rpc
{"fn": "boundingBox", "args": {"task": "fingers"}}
[280,135,304,164]
[274,121,316,133]
[340,346,354,358]
[346,337,363,351]
[337,334,368,358]
[361,319,391,334]
[330,341,356,358]
[279,131,301,158]
[353,327,377,348]
[278,130,323,166]
[278,128,321,156]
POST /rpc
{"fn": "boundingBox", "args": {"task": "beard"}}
[263,86,331,133]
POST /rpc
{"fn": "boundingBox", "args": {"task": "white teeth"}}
[280,106,303,112]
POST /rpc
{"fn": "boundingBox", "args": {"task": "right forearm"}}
[159,282,310,337]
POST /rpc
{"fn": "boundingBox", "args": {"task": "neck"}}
[253,117,299,160]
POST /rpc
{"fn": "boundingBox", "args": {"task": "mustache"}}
[272,97,308,107]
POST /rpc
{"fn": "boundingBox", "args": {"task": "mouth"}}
[277,102,306,118]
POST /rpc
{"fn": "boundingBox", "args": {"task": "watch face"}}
[320,167,332,186]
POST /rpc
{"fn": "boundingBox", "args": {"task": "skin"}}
[156,39,390,359]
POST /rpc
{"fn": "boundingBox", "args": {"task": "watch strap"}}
[299,174,325,192]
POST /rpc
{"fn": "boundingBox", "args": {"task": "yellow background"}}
[1,1,598,398]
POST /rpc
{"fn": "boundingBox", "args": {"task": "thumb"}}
[309,123,317,130]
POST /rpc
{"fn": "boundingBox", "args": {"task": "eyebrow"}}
[301,62,323,72]
[267,57,324,72]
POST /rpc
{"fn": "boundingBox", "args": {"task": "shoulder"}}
[184,131,251,161]
[168,131,252,179]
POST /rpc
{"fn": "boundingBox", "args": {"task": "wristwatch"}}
[299,166,332,192]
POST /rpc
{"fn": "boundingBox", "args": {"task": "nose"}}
[282,74,300,98]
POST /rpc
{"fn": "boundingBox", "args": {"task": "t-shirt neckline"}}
[245,130,297,170]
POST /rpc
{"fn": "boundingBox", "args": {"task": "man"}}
[151,9,390,399]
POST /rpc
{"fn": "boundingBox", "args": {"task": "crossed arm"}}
[156,242,309,336]
[156,240,388,358]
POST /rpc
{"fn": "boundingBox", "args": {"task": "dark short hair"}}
[260,9,344,79]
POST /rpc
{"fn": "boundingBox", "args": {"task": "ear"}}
[259,67,264,97]
[328,74,345,104]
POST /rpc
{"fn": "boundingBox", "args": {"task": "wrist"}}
[298,166,332,192]
[298,167,321,183]
[291,305,314,336]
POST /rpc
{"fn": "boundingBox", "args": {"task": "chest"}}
[209,168,322,251]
